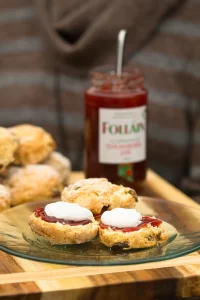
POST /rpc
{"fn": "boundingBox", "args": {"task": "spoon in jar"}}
[116,29,127,76]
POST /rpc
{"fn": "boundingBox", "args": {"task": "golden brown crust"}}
[0,127,19,172]
[43,151,71,185]
[99,224,168,249]
[9,124,56,165]
[0,184,11,211]
[61,178,138,215]
[29,213,99,245]
[6,164,63,206]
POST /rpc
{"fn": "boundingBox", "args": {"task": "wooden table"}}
[0,170,200,300]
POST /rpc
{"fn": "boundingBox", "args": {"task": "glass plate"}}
[0,197,200,266]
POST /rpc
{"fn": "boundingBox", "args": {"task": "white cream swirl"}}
[44,201,93,221]
[101,208,142,228]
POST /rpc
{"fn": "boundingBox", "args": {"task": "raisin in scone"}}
[9,124,55,165]
[0,127,19,172]
[6,165,63,206]
[99,208,168,249]
[61,178,138,215]
[29,201,98,244]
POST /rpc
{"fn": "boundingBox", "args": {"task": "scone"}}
[29,201,99,244]
[99,208,168,250]
[6,165,63,206]
[9,124,56,165]
[43,151,71,185]
[0,127,19,172]
[61,178,138,216]
[0,184,11,211]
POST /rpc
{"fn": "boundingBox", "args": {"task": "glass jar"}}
[84,66,148,191]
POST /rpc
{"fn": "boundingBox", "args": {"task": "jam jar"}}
[84,67,148,191]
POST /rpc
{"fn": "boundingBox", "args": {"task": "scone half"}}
[29,202,99,245]
[99,208,168,250]
[99,221,168,250]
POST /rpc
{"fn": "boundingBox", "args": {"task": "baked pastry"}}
[0,127,19,172]
[61,178,138,216]
[29,201,99,244]
[99,208,168,250]
[9,124,56,165]
[43,151,71,185]
[6,164,63,206]
[0,184,11,211]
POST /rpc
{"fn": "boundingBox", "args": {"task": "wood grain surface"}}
[0,170,200,300]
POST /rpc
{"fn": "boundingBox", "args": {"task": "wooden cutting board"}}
[0,170,200,300]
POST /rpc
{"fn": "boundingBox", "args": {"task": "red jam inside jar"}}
[100,216,162,232]
[34,208,91,226]
[84,67,148,191]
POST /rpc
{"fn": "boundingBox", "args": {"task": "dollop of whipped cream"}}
[101,208,142,228]
[44,201,93,221]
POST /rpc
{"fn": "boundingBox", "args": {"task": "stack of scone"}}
[0,124,168,250]
[29,178,168,249]
[0,124,71,211]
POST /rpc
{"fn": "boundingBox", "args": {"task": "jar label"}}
[99,106,147,164]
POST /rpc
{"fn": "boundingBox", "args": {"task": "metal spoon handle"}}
[116,29,127,76]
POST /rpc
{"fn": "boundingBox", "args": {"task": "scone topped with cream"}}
[61,178,138,216]
[29,201,98,245]
[99,208,168,250]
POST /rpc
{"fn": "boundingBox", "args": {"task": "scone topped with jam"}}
[99,208,168,250]
[29,201,98,245]
[61,178,138,216]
